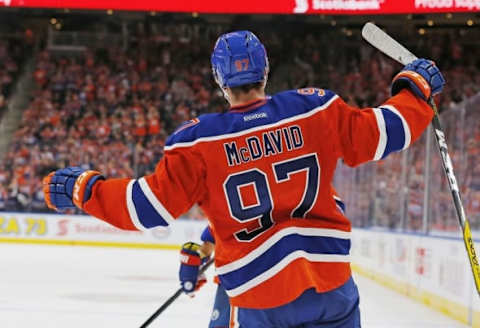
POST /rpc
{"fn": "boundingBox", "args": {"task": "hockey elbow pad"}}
[391,58,445,101]
[43,167,104,211]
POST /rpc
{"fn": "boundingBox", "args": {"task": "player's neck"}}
[227,89,266,108]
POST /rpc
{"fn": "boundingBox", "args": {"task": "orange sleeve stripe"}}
[72,170,102,209]
[229,306,238,328]
[42,172,57,210]
[394,71,431,99]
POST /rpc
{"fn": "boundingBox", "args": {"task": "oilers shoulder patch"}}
[174,118,200,135]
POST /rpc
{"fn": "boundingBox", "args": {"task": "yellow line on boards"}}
[351,263,479,327]
[0,238,181,250]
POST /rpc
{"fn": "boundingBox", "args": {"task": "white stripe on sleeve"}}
[138,177,175,225]
[126,179,147,231]
[372,107,388,160]
[381,105,411,150]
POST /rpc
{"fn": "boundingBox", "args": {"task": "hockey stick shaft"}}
[362,22,480,297]
[139,258,215,328]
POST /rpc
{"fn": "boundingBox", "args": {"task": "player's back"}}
[165,88,352,308]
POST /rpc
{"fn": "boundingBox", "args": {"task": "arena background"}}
[0,1,479,326]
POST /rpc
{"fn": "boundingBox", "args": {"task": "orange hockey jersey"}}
[83,88,433,309]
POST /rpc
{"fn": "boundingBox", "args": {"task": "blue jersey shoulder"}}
[272,88,337,112]
[165,88,337,147]
[165,112,231,147]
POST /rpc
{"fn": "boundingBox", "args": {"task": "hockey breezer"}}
[362,22,480,297]
[139,258,214,328]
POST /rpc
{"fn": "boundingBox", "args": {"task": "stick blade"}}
[362,22,417,65]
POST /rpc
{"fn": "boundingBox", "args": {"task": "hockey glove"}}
[43,167,104,211]
[391,58,445,101]
[179,242,209,297]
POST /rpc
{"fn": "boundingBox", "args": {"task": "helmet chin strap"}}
[221,87,231,103]
[262,73,268,89]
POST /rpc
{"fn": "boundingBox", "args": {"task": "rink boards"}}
[0,212,205,249]
[0,212,478,327]
[351,228,480,327]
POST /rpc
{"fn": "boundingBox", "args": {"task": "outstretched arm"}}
[335,58,444,167]
[43,147,205,231]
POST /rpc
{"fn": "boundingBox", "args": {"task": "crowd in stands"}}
[284,29,480,112]
[0,32,226,213]
[0,22,479,230]
[334,93,480,232]
[0,38,24,118]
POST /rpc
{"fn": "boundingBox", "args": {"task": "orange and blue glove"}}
[43,167,104,211]
[391,58,445,101]
[179,242,209,296]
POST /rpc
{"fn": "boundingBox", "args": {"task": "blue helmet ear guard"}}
[211,30,269,89]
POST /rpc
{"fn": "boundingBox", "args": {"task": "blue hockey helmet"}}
[211,30,269,88]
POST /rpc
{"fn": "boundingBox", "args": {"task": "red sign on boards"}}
[0,0,479,14]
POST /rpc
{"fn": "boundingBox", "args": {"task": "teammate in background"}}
[180,226,230,328]
[43,31,445,327]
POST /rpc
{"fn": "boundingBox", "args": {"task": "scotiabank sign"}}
[0,0,479,14]
[0,212,207,246]
[293,0,480,13]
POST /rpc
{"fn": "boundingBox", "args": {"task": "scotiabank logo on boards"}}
[56,217,144,236]
[57,219,70,236]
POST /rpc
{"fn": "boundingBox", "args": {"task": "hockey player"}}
[43,31,445,327]
[180,226,230,328]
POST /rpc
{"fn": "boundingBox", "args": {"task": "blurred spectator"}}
[0,38,24,118]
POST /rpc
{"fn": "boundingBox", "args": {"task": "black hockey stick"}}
[139,258,215,328]
[362,22,480,297]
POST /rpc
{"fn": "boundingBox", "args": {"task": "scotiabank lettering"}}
[313,0,382,10]
[75,223,143,235]
[294,0,382,13]
[0,216,47,236]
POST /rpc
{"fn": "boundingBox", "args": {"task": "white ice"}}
[0,244,469,328]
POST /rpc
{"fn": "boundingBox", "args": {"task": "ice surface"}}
[0,244,469,327]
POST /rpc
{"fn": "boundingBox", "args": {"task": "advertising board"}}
[0,212,207,248]
[351,228,480,326]
[0,0,479,14]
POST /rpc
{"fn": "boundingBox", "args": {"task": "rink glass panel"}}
[334,94,480,237]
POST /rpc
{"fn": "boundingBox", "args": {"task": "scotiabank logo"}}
[0,0,11,6]
[57,219,70,236]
